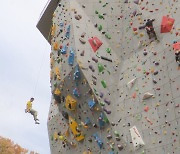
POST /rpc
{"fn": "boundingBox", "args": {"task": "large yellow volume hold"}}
[65,95,77,111]
[69,116,84,142]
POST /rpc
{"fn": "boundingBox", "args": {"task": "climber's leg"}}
[30,109,39,122]
[150,28,157,40]
[146,27,151,39]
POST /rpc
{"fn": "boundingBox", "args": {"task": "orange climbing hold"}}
[161,16,175,33]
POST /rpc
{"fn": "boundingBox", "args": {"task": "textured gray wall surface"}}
[46,0,180,154]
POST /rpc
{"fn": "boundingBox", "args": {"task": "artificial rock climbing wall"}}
[46,0,180,154]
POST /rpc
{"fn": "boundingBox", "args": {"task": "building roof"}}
[36,0,59,44]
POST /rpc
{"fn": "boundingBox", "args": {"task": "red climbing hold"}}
[144,106,149,112]
[88,37,103,52]
[173,42,180,51]
[161,16,175,33]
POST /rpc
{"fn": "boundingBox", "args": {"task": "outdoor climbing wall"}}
[43,0,180,154]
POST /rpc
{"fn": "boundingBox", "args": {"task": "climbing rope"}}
[31,17,54,98]
[32,42,48,98]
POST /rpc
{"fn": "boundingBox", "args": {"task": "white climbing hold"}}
[127,78,136,89]
[130,126,145,150]
[142,92,153,100]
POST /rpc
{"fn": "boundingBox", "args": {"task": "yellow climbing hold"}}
[53,132,58,141]
[134,31,138,35]
[65,128,69,137]
[65,95,77,111]
[59,135,65,141]
[53,42,59,50]
[139,33,144,37]
[55,67,61,80]
[51,24,56,36]
[69,116,84,141]
[54,88,61,95]
[83,151,92,154]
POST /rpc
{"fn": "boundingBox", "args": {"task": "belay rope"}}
[31,20,53,97]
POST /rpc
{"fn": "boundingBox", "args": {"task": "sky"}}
[0,0,51,153]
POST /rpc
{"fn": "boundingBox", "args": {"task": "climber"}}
[25,98,40,124]
[175,50,180,66]
[139,19,157,40]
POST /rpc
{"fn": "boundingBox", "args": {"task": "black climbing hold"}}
[101,56,112,62]
[62,111,69,119]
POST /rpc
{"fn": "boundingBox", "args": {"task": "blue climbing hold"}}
[66,25,70,39]
[88,100,96,109]
[74,65,81,80]
[84,117,91,126]
[73,88,80,97]
[93,133,103,149]
[60,22,64,27]
[98,112,105,129]
[68,48,74,66]
[61,45,67,54]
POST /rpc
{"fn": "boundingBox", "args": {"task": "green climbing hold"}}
[110,144,114,150]
[136,113,141,120]
[106,48,111,53]
[135,87,139,91]
[95,10,98,14]
[100,102,105,106]
[54,82,57,87]
[93,88,98,95]
[107,70,110,75]
[105,33,111,39]
[103,116,109,123]
[57,58,60,63]
[98,63,104,73]
[102,3,107,7]
[98,14,104,19]
[101,80,107,88]
[98,25,103,31]
[114,131,120,137]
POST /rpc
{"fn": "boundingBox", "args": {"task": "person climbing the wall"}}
[139,19,157,40]
[25,98,40,124]
[175,50,180,66]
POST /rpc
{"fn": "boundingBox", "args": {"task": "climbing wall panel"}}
[43,0,180,154]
